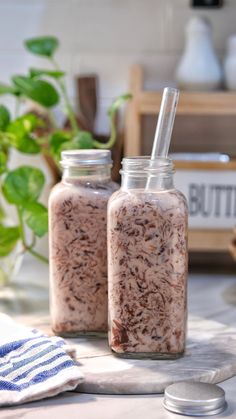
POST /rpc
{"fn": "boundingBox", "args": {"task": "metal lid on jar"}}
[61,149,112,167]
[163,382,227,416]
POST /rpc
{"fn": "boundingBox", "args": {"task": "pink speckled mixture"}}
[49,178,117,336]
[108,188,188,356]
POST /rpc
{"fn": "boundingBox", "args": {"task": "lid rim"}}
[163,400,227,416]
[164,399,225,410]
[60,149,112,166]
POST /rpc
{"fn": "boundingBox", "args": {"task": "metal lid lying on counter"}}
[163,382,227,416]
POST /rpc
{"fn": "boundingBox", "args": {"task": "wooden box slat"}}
[124,65,236,253]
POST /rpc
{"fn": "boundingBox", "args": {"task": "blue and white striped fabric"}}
[0,314,84,406]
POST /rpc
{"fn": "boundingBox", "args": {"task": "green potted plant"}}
[0,36,130,284]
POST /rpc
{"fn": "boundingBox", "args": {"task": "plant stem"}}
[27,247,49,264]
[50,58,79,134]
[92,115,117,149]
[17,207,27,247]
[48,110,59,130]
[17,207,48,264]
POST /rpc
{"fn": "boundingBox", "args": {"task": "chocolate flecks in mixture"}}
[108,189,188,354]
[112,319,129,347]
[49,179,118,335]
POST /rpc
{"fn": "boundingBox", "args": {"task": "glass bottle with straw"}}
[107,87,188,359]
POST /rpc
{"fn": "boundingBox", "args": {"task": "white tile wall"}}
[0,1,45,52]
[0,0,236,134]
[72,0,165,53]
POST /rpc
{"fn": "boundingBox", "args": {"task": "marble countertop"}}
[1,257,236,419]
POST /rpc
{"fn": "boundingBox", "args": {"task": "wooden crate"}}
[174,160,236,252]
[124,65,236,252]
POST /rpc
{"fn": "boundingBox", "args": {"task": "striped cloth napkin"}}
[0,314,84,406]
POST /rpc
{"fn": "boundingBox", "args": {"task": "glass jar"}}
[107,157,188,359]
[49,149,118,337]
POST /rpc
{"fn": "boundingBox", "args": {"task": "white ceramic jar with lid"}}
[224,35,236,90]
[176,16,222,91]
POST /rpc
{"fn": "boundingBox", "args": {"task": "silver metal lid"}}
[61,149,112,167]
[163,382,227,416]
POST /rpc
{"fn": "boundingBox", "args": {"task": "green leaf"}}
[12,134,40,154]
[2,166,45,205]
[29,68,65,79]
[49,131,71,161]
[0,224,20,257]
[60,131,94,152]
[24,36,59,57]
[74,132,94,149]
[0,105,10,130]
[12,76,59,108]
[22,202,48,237]
[6,114,41,154]
[0,82,19,96]
[107,93,132,117]
[7,113,41,134]
[0,151,7,174]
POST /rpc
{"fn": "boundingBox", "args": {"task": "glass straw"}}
[146,87,179,189]
[151,87,179,159]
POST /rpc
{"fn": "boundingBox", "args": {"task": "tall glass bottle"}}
[108,157,188,358]
[49,150,118,336]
